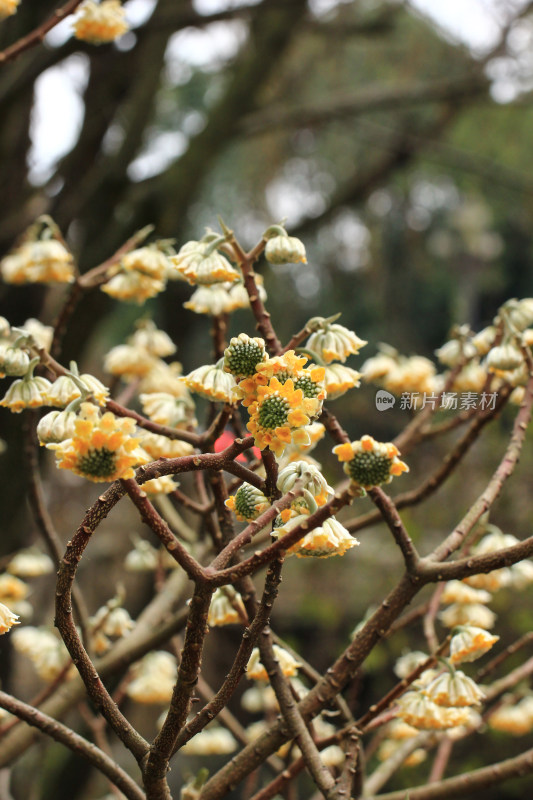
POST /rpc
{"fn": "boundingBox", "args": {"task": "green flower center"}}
[77,447,117,479]
[225,341,265,378]
[294,374,320,398]
[347,452,393,487]
[235,484,265,520]
[258,394,290,429]
[273,370,292,384]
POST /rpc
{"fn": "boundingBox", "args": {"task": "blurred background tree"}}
[1,3,533,797]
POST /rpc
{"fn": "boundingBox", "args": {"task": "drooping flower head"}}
[101,270,166,303]
[183,359,237,403]
[0,602,20,634]
[73,0,128,44]
[47,402,148,482]
[272,514,359,559]
[0,354,52,413]
[246,645,301,681]
[207,587,246,627]
[450,625,499,664]
[170,237,241,285]
[0,0,20,19]
[1,239,75,284]
[333,435,408,489]
[323,363,361,400]
[264,233,307,265]
[306,321,367,364]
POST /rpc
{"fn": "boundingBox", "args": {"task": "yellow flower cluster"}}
[333,435,408,489]
[234,350,326,458]
[0,0,20,20]
[47,402,148,482]
[73,0,128,44]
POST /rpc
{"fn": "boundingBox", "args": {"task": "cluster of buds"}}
[333,435,408,489]
[0,218,75,285]
[102,242,178,303]
[73,1,128,45]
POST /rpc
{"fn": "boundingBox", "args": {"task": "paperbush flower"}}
[73,0,128,44]
[0,374,52,413]
[120,246,173,281]
[0,0,20,19]
[423,669,485,707]
[276,460,333,505]
[1,240,75,284]
[0,602,19,634]
[129,320,176,357]
[246,377,312,457]
[383,356,438,396]
[139,392,195,428]
[450,625,500,664]
[0,346,30,377]
[396,691,472,730]
[225,483,270,522]
[377,739,427,767]
[306,322,366,363]
[333,435,408,489]
[47,402,148,482]
[486,341,523,373]
[104,344,157,378]
[6,549,54,578]
[101,270,166,303]
[37,410,78,444]
[124,540,159,572]
[184,277,266,315]
[11,627,69,680]
[20,318,54,351]
[488,704,533,736]
[272,515,359,559]
[223,334,267,380]
[142,475,178,495]
[246,645,301,681]
[440,602,496,630]
[440,580,492,605]
[126,651,177,704]
[47,373,109,407]
[138,432,194,459]
[323,363,362,399]
[181,727,238,755]
[138,360,187,396]
[207,587,246,627]
[170,240,240,285]
[265,234,307,264]
[183,360,237,403]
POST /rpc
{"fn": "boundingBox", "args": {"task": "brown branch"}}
[428,371,533,564]
[144,583,213,793]
[369,746,533,800]
[200,571,423,800]
[0,691,145,800]
[257,617,338,800]
[0,0,84,65]
[172,557,284,752]
[54,483,149,762]
[475,632,533,683]
[122,478,206,582]
[368,487,419,572]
